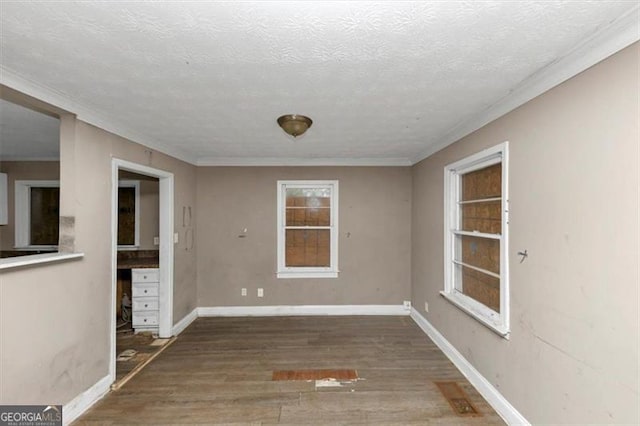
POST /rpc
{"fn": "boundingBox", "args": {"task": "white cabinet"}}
[132,268,159,333]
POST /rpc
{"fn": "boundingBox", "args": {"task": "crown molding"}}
[0,67,198,165]
[411,4,640,165]
[0,156,60,162]
[196,157,413,167]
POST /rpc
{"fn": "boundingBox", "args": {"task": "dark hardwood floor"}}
[115,328,155,382]
[75,316,504,425]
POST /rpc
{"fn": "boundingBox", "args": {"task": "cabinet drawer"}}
[132,297,159,311]
[132,311,159,327]
[132,269,159,283]
[132,283,159,297]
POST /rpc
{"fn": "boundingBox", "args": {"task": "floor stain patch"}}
[435,381,481,417]
[272,369,358,381]
[315,378,345,388]
[116,349,137,362]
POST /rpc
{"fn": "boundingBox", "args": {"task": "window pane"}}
[285,229,330,267]
[30,187,59,245]
[285,187,331,227]
[286,207,330,226]
[456,264,500,313]
[461,200,501,234]
[118,187,136,245]
[455,235,500,274]
[462,163,501,201]
[286,188,331,207]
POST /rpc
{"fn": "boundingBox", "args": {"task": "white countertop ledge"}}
[0,252,84,270]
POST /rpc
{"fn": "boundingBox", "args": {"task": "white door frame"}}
[109,158,174,383]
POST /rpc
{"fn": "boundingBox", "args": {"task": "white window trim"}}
[0,173,8,225]
[276,180,339,279]
[117,180,140,250]
[442,142,510,338]
[14,180,60,250]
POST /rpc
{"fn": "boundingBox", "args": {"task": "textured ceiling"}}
[0,1,637,164]
[0,99,59,160]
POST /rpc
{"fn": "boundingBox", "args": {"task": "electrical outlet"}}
[424,302,429,312]
[257,288,264,298]
[173,233,179,243]
[153,236,159,245]
[241,288,247,296]
[403,300,411,310]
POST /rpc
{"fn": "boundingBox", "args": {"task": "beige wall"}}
[138,179,160,250]
[0,161,59,250]
[411,43,639,424]
[0,119,198,405]
[196,167,411,306]
[119,170,160,250]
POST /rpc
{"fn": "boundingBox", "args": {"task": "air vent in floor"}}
[435,381,481,416]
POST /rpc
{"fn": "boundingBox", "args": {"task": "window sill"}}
[277,270,339,279]
[13,246,58,251]
[0,252,84,271]
[440,291,510,339]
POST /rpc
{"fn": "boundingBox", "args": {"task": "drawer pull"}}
[144,290,148,294]
[144,304,148,308]
[144,275,147,279]
[144,319,147,322]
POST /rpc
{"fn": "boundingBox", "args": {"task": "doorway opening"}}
[110,158,174,386]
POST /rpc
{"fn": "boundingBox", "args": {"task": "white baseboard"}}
[198,304,410,317]
[409,308,529,425]
[62,374,111,426]
[172,307,198,335]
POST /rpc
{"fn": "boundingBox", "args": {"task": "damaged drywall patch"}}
[58,216,75,252]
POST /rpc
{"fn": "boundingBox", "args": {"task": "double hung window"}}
[277,180,338,278]
[443,142,509,336]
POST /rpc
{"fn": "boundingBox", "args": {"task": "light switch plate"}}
[257,288,264,297]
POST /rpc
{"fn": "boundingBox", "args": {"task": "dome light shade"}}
[277,114,313,137]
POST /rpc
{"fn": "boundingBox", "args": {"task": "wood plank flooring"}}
[115,329,157,382]
[75,316,504,425]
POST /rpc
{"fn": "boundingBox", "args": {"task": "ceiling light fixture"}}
[277,114,313,137]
